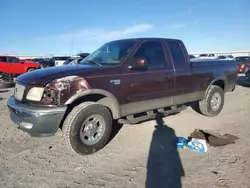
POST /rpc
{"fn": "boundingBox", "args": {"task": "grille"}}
[14,83,25,101]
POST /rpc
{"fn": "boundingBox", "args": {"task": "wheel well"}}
[69,94,112,114]
[213,80,225,90]
[62,93,119,124]
[27,67,36,71]
[59,94,111,129]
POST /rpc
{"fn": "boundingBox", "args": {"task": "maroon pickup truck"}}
[7,38,238,155]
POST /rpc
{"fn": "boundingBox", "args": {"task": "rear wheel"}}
[62,102,113,155]
[198,85,224,117]
[27,68,35,72]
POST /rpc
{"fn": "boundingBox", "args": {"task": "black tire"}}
[245,77,250,86]
[0,81,15,89]
[62,102,113,155]
[27,68,35,72]
[198,85,225,117]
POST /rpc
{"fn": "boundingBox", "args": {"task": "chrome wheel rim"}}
[211,93,221,111]
[79,114,106,145]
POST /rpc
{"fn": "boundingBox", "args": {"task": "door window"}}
[134,41,166,68]
[7,57,20,63]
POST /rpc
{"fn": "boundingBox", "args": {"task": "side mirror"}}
[128,58,147,71]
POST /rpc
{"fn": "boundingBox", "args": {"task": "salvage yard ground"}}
[0,75,250,188]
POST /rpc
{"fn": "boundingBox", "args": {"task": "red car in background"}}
[0,56,40,75]
[234,56,250,73]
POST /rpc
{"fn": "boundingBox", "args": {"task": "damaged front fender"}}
[41,76,89,105]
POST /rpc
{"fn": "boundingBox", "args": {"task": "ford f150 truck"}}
[0,56,39,75]
[7,38,238,155]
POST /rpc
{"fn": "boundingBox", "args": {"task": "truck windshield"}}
[80,40,135,66]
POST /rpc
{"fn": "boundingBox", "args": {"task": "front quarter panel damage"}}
[41,76,89,105]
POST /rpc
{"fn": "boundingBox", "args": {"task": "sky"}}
[1,0,250,55]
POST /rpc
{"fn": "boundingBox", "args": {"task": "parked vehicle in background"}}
[226,55,234,60]
[234,56,250,73]
[8,38,238,155]
[30,58,46,62]
[38,59,55,68]
[38,56,70,68]
[188,54,196,59]
[63,56,82,65]
[78,53,90,58]
[63,53,90,65]
[0,55,39,75]
[52,56,70,66]
[245,69,250,86]
[217,55,234,60]
[198,53,216,59]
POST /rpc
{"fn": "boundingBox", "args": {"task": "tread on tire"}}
[198,85,225,117]
[62,102,113,155]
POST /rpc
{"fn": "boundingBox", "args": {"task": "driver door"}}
[122,40,175,116]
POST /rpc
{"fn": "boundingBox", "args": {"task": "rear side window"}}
[168,41,186,69]
[0,57,7,62]
[134,41,166,68]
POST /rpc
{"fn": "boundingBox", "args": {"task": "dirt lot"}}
[0,76,250,188]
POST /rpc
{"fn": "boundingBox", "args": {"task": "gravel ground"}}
[0,76,250,188]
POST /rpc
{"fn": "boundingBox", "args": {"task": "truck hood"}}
[16,64,107,85]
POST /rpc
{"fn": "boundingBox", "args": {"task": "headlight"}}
[241,64,245,68]
[40,76,89,105]
[26,87,44,101]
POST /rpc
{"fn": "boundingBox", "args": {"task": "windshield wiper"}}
[85,60,102,67]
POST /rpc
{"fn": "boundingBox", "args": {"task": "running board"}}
[118,105,187,124]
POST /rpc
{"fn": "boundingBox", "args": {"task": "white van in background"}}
[52,56,70,66]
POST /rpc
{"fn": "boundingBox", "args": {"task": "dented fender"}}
[65,89,121,119]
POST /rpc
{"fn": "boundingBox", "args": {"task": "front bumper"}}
[7,96,67,137]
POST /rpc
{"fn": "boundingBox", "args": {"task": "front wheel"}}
[62,102,113,155]
[198,85,225,117]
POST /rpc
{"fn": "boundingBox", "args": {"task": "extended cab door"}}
[122,40,175,116]
[166,40,195,104]
[7,57,24,74]
[0,57,8,73]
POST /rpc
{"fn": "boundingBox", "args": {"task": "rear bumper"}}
[7,96,67,137]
